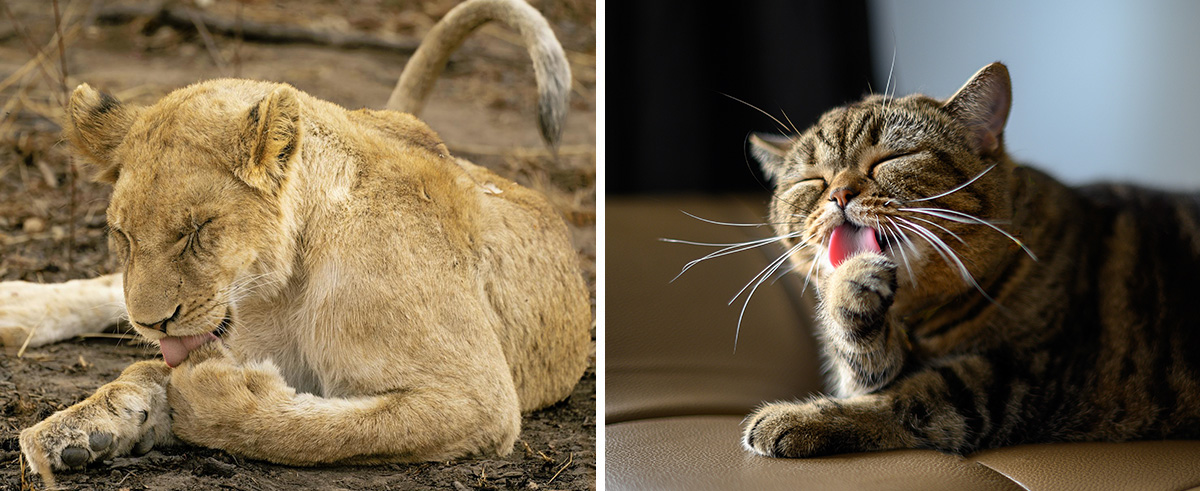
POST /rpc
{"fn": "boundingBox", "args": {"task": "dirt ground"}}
[0,0,596,489]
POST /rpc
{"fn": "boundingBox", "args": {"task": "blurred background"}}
[608,0,1200,194]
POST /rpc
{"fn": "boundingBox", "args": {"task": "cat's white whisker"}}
[662,236,789,248]
[894,219,998,304]
[732,241,806,352]
[679,210,769,228]
[880,216,918,286]
[899,216,966,246]
[798,234,828,297]
[780,109,801,136]
[721,92,795,138]
[729,241,807,306]
[665,231,807,282]
[905,164,997,204]
[900,206,1038,261]
[894,219,967,281]
[883,47,897,110]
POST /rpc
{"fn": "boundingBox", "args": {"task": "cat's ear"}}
[749,133,793,181]
[943,62,1012,155]
[66,84,142,183]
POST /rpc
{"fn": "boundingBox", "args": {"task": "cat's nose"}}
[829,187,857,208]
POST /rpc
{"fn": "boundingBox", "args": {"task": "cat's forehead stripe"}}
[803,106,886,166]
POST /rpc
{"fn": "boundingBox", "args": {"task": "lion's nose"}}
[136,304,181,333]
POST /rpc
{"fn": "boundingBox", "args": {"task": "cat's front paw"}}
[743,400,864,458]
[823,252,896,338]
[19,366,172,474]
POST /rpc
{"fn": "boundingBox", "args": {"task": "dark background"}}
[607,1,875,194]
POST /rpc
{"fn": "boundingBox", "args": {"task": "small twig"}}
[186,7,227,73]
[115,470,134,486]
[78,332,140,341]
[53,0,77,273]
[449,143,594,158]
[35,159,57,188]
[81,0,103,29]
[96,3,420,53]
[52,0,69,96]
[18,453,26,491]
[17,311,48,358]
[547,452,573,484]
[0,81,36,143]
[0,0,65,107]
[233,0,243,77]
[0,23,80,95]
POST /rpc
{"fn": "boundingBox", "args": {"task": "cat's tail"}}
[385,0,570,149]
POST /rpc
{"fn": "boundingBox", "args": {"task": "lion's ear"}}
[66,84,140,183]
[235,87,301,195]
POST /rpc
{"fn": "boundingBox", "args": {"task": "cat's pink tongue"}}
[829,224,881,268]
[159,333,218,368]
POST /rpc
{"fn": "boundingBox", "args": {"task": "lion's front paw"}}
[20,380,170,474]
[168,352,291,448]
[743,400,870,458]
[824,253,896,337]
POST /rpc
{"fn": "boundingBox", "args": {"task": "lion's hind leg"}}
[0,273,126,350]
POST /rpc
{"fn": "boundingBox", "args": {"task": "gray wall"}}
[870,0,1200,190]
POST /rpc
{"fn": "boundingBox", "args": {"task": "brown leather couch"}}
[606,195,1200,490]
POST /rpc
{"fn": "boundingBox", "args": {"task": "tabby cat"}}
[740,62,1200,458]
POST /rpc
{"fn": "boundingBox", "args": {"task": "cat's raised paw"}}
[824,252,897,335]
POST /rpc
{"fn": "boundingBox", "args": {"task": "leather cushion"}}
[606,416,1200,491]
[606,416,1024,490]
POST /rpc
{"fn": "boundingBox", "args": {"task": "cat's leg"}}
[20,360,176,480]
[744,355,999,457]
[0,273,125,349]
[816,252,908,397]
[166,342,521,464]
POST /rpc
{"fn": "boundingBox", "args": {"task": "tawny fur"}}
[741,62,1200,458]
[15,0,589,481]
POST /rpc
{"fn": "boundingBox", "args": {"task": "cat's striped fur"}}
[741,62,1200,457]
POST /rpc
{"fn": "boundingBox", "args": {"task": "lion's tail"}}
[385,0,570,149]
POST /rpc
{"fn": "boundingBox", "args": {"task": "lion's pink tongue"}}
[159,333,218,368]
[829,224,881,268]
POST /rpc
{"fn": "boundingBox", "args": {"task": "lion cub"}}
[15,0,590,480]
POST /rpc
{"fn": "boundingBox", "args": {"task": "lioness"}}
[11,0,590,481]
